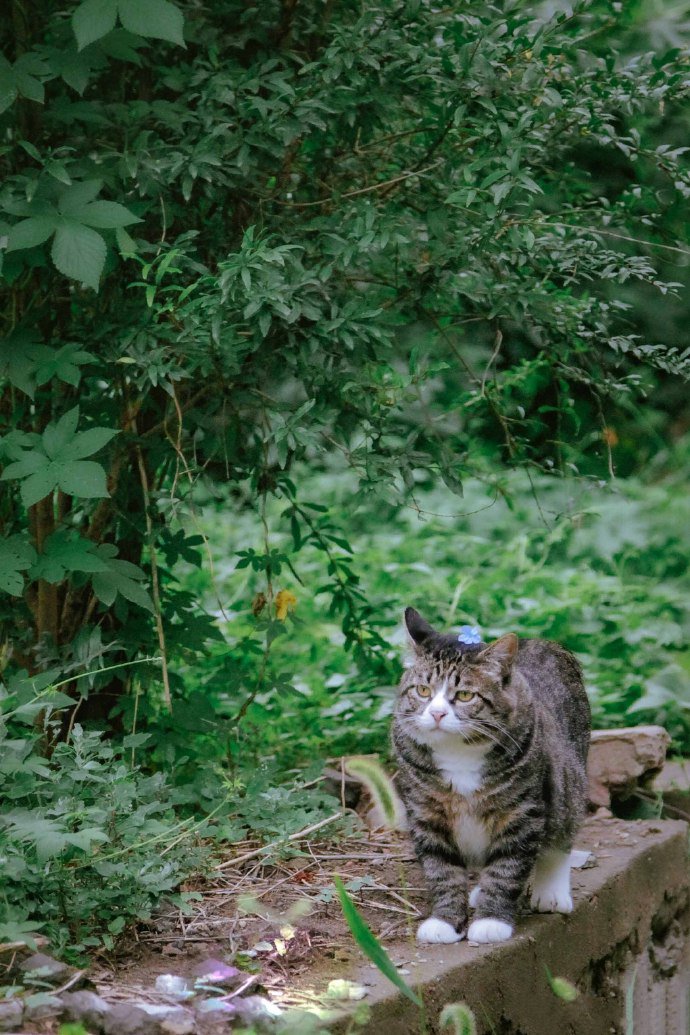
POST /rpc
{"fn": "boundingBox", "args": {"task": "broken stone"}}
[191,958,240,986]
[153,974,193,999]
[61,989,111,1029]
[0,999,23,1032]
[196,999,237,1015]
[234,995,282,1023]
[587,726,670,808]
[135,1003,196,1034]
[160,1011,197,1035]
[18,951,71,982]
[24,992,63,1021]
[102,1002,160,1035]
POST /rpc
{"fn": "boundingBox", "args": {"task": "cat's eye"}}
[456,690,475,703]
[416,685,432,699]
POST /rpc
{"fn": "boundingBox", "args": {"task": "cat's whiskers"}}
[473,717,522,753]
[461,720,503,751]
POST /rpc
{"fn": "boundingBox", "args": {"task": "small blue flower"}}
[457,625,482,645]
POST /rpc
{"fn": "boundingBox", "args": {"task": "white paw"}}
[416,917,464,943]
[468,886,483,908]
[530,889,573,914]
[531,849,572,913]
[467,918,513,943]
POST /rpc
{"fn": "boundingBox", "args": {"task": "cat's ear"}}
[477,633,518,675]
[404,607,437,651]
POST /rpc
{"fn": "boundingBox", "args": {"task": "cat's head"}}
[395,607,525,747]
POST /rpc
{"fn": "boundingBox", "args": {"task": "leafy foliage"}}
[0,0,689,961]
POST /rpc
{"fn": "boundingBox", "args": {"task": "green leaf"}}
[61,426,119,460]
[73,0,118,50]
[115,225,138,255]
[6,216,56,251]
[74,200,141,228]
[118,0,185,46]
[0,56,17,113]
[334,877,422,1007]
[56,459,109,498]
[51,221,107,291]
[34,343,96,388]
[43,406,81,459]
[30,530,109,583]
[58,179,103,214]
[1,451,47,480]
[0,328,49,397]
[20,465,57,508]
[64,828,110,851]
[3,814,69,863]
[91,544,154,612]
[0,536,37,596]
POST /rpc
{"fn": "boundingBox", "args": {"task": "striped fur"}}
[392,608,591,940]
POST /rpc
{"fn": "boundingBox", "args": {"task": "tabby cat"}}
[391,607,591,944]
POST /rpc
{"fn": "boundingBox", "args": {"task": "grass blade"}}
[345,755,407,829]
[334,876,423,1008]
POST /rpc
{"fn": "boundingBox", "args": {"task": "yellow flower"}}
[275,589,297,621]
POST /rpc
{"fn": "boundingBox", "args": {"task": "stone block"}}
[587,725,670,807]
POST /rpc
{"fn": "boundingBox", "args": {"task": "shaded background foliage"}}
[0,0,689,953]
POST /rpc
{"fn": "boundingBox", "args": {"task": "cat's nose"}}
[430,707,448,723]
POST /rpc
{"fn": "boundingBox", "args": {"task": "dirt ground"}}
[89,815,650,1012]
[9,813,674,1029]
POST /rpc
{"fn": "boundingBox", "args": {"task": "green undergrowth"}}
[2,445,690,960]
[181,440,690,774]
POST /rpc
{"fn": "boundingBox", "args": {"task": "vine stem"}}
[134,441,172,712]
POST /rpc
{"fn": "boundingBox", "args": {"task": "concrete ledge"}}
[330,818,690,1034]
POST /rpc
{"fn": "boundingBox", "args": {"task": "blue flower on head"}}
[457,625,482,646]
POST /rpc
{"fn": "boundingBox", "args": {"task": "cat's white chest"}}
[432,740,491,865]
[454,812,490,865]
[432,741,490,796]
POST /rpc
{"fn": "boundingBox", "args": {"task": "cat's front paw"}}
[416,917,464,943]
[530,889,573,914]
[467,918,513,943]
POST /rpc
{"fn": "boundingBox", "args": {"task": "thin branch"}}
[214,811,344,870]
[134,441,172,712]
[276,161,442,208]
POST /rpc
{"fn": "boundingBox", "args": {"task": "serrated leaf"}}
[3,814,69,863]
[58,179,103,213]
[51,221,106,291]
[6,216,56,251]
[91,546,154,612]
[56,459,109,498]
[21,465,58,508]
[43,406,81,458]
[0,536,37,596]
[61,426,118,460]
[74,200,141,228]
[34,343,96,388]
[118,0,185,46]
[64,828,110,851]
[115,225,138,255]
[30,530,109,583]
[73,0,118,50]
[0,328,50,397]
[1,451,48,480]
[14,69,44,105]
